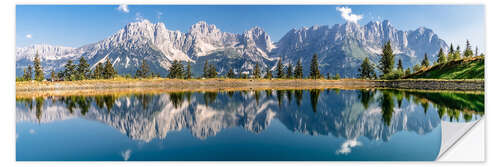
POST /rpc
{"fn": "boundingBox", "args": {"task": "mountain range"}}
[16,20,448,78]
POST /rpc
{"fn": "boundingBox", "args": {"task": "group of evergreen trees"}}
[61,57,116,81]
[202,60,218,78]
[358,40,484,80]
[20,51,343,81]
[20,52,44,81]
[19,53,116,81]
[243,53,338,80]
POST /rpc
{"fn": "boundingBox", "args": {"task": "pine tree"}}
[404,68,411,76]
[397,59,403,71]
[358,57,376,79]
[276,58,284,78]
[50,70,56,81]
[23,65,33,81]
[294,59,303,79]
[447,43,455,61]
[475,46,479,57]
[57,71,64,81]
[203,60,209,78]
[93,62,103,79]
[309,53,320,79]
[421,53,430,67]
[413,64,421,72]
[208,64,217,78]
[226,68,235,78]
[453,46,461,60]
[63,60,75,81]
[253,63,261,79]
[265,67,272,79]
[334,73,340,80]
[103,58,115,79]
[437,48,447,64]
[76,57,90,80]
[378,41,395,76]
[137,59,150,78]
[33,52,44,81]
[185,62,192,79]
[464,40,473,58]
[168,60,184,79]
[286,62,293,79]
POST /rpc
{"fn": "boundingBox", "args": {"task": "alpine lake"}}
[16,88,484,161]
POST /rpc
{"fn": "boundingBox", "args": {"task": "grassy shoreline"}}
[16,78,484,98]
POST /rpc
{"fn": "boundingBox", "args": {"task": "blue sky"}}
[16,5,486,52]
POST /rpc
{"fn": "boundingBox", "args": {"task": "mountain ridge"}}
[16,19,448,78]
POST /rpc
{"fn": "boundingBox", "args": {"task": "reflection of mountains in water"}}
[16,89,483,142]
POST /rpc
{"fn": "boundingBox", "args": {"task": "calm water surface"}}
[16,89,484,161]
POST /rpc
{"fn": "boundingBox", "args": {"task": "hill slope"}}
[405,56,484,79]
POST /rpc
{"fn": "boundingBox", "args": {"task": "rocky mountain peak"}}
[242,26,274,52]
[189,21,220,35]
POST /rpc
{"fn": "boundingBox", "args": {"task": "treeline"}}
[18,51,343,82]
[166,54,341,80]
[358,39,485,80]
[18,54,117,81]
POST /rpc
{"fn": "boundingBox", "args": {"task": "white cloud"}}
[135,12,144,21]
[336,139,362,154]
[25,34,32,39]
[157,11,163,20]
[336,7,363,23]
[117,4,129,13]
[121,149,132,161]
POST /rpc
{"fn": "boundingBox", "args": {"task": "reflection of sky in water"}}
[16,89,483,161]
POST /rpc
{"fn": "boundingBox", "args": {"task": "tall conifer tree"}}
[253,63,261,79]
[421,53,430,67]
[309,53,320,79]
[276,58,284,78]
[33,52,44,81]
[464,40,473,58]
[397,59,403,71]
[294,59,303,79]
[378,41,395,76]
[437,48,447,63]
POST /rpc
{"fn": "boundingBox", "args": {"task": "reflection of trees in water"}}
[294,90,303,106]
[277,90,284,108]
[17,98,34,110]
[203,92,217,106]
[17,88,483,128]
[169,92,185,109]
[265,90,272,99]
[186,91,192,103]
[384,90,484,122]
[60,96,93,115]
[227,91,234,98]
[254,90,261,105]
[358,89,374,110]
[35,97,43,122]
[379,91,395,126]
[94,95,116,112]
[286,90,293,105]
[309,89,321,112]
[406,91,484,112]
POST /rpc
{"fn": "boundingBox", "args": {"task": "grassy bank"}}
[16,78,374,92]
[405,56,484,79]
[16,78,485,98]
